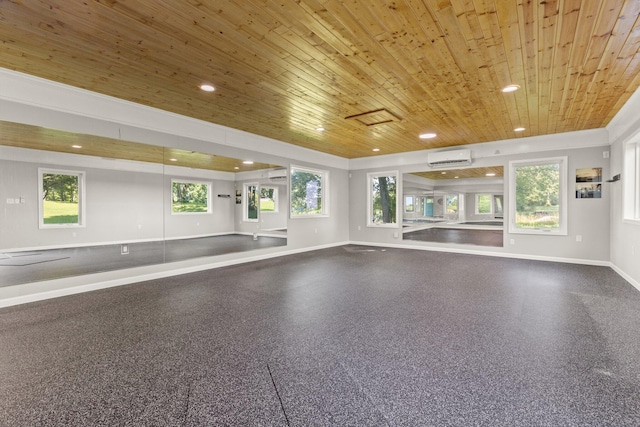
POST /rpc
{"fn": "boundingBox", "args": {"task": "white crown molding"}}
[0,68,349,170]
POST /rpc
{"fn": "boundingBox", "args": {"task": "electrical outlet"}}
[121,244,129,255]
[510,239,515,245]
[576,235,582,242]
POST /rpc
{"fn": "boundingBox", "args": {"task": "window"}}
[624,136,640,222]
[509,157,568,235]
[368,171,398,227]
[39,168,86,228]
[290,166,328,217]
[404,195,414,213]
[171,180,211,214]
[260,186,278,212]
[244,183,259,222]
[445,194,458,214]
[475,194,493,215]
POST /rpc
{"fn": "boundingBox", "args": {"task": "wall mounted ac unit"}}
[426,149,472,168]
[268,168,288,180]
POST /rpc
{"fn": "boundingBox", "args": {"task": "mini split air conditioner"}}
[426,149,472,168]
[268,168,288,180]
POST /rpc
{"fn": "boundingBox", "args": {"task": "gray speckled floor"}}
[1,245,639,426]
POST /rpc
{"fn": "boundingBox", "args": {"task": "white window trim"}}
[170,179,212,215]
[367,170,400,228]
[475,194,494,215]
[508,156,568,235]
[290,165,330,218]
[243,182,259,222]
[260,186,279,213]
[623,133,640,224]
[38,168,86,229]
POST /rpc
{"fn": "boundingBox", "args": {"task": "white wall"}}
[607,88,640,289]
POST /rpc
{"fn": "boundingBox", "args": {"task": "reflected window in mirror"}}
[367,171,399,227]
[494,195,504,217]
[171,179,212,214]
[475,194,493,215]
[290,166,328,217]
[39,168,86,228]
[244,183,259,222]
[404,195,414,213]
[260,186,278,213]
[445,194,459,215]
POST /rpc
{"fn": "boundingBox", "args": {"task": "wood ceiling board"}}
[0,121,280,173]
[411,166,504,181]
[1,1,639,159]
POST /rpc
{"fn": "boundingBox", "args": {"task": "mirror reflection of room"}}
[402,166,504,247]
[0,121,287,287]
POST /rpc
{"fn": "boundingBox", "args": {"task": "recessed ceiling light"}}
[486,173,496,177]
[419,133,437,139]
[234,166,239,170]
[71,145,82,149]
[169,158,177,162]
[502,84,520,93]
[514,127,525,132]
[316,126,325,132]
[199,84,215,92]
[372,148,380,152]
[454,176,459,179]
[243,160,254,165]
[441,171,447,175]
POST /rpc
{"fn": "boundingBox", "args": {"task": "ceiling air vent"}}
[426,149,472,168]
[345,108,401,126]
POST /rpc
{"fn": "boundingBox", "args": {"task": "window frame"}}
[475,194,493,215]
[623,134,640,224]
[38,168,86,229]
[508,156,568,235]
[367,170,400,228]
[289,165,329,218]
[170,179,212,215]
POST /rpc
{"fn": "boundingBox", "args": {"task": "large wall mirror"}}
[0,121,287,287]
[402,166,504,247]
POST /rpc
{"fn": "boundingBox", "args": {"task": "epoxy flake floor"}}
[1,245,639,426]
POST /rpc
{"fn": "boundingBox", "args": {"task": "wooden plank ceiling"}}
[1,1,639,159]
[0,121,280,173]
[412,166,504,181]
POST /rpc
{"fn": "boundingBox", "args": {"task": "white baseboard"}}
[349,240,612,266]
[610,262,640,292]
